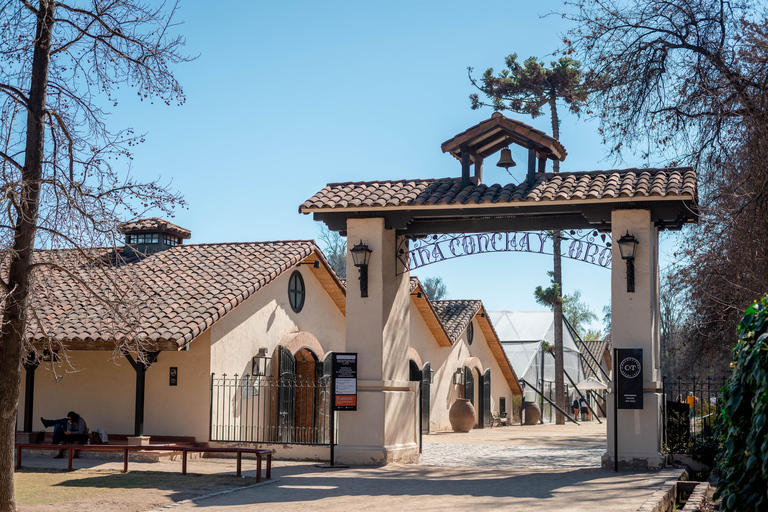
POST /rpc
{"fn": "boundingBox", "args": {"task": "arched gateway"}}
[300,113,698,469]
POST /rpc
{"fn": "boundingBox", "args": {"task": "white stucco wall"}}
[408,305,516,432]
[465,318,515,420]
[19,331,211,442]
[19,264,346,443]
[209,264,346,377]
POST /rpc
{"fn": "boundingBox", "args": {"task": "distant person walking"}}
[579,397,588,421]
[572,398,579,419]
[686,393,697,420]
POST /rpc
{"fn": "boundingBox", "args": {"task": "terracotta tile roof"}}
[299,168,696,212]
[580,339,609,380]
[24,241,328,349]
[441,112,567,162]
[117,218,191,239]
[431,300,483,343]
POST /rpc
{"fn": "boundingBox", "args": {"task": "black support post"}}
[22,355,40,432]
[527,145,536,187]
[125,351,160,436]
[461,144,471,189]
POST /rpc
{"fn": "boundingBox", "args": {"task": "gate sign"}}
[616,349,643,409]
[332,352,358,411]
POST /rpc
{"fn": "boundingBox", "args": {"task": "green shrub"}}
[715,296,768,511]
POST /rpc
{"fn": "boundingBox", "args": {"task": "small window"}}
[164,234,180,246]
[288,271,305,313]
[127,233,159,244]
[467,321,474,345]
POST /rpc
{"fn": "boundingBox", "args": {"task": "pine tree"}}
[470,54,594,424]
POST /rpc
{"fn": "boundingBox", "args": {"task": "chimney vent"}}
[117,218,191,255]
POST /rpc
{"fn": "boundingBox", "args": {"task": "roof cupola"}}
[117,218,191,255]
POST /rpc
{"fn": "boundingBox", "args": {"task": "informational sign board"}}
[332,352,357,411]
[616,349,643,409]
[169,367,178,386]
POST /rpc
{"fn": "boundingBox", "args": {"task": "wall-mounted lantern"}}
[452,367,465,386]
[350,241,373,298]
[429,369,435,384]
[251,347,271,376]
[617,232,639,293]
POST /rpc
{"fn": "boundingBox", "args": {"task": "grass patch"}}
[14,467,260,506]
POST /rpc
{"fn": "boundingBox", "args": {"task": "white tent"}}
[489,311,586,405]
[576,376,608,390]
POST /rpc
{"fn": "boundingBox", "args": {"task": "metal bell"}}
[496,147,516,169]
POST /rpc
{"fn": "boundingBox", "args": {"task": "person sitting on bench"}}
[41,411,88,458]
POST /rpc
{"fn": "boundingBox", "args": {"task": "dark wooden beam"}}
[312,200,697,234]
[22,354,40,432]
[461,144,471,188]
[399,213,602,235]
[538,156,547,173]
[29,340,179,351]
[125,351,160,437]
[527,145,536,187]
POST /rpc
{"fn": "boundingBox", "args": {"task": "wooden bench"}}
[15,443,272,480]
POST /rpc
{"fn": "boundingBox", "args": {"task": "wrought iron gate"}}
[277,346,296,443]
[209,372,331,445]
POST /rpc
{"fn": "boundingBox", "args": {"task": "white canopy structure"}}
[489,311,586,405]
[576,376,608,390]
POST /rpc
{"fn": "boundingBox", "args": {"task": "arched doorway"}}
[276,345,296,442]
[463,367,474,405]
[294,348,320,443]
[483,368,492,428]
[421,362,431,434]
[474,367,482,428]
[409,360,421,382]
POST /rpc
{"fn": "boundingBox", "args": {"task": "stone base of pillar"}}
[335,442,420,465]
[127,436,151,446]
[601,451,666,471]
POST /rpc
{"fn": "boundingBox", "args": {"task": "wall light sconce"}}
[251,347,272,376]
[452,367,465,386]
[350,241,372,297]
[617,231,639,293]
[428,369,435,384]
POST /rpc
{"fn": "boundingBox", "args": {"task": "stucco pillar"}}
[603,209,665,470]
[336,217,419,464]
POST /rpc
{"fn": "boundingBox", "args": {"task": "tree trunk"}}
[553,232,565,424]
[549,93,565,425]
[0,2,54,510]
[549,92,560,172]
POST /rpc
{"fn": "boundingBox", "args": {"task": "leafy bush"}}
[715,296,768,511]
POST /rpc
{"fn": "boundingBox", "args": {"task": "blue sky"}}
[108,0,683,334]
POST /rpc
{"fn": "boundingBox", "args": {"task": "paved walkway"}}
[165,421,677,511]
[19,421,680,511]
[420,420,607,469]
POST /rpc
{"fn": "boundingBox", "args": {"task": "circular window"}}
[288,271,305,313]
[467,321,474,345]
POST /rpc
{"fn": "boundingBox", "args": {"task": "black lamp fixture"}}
[452,367,465,385]
[251,347,271,376]
[350,240,372,297]
[617,231,639,293]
